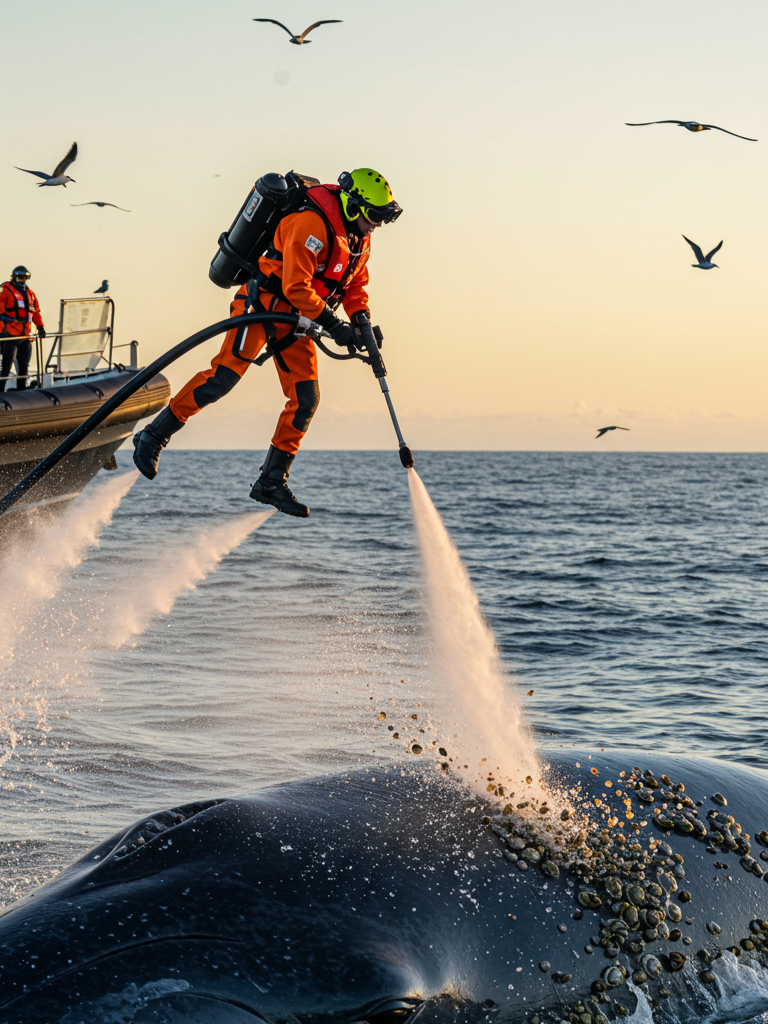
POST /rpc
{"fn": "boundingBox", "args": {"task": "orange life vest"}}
[260,185,370,310]
[0,282,40,338]
[304,185,370,304]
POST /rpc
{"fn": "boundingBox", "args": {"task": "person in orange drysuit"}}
[133,168,401,517]
[0,266,46,392]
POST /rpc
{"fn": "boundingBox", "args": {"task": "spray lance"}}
[347,313,414,469]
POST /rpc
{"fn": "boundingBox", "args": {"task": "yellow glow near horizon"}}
[2,0,767,451]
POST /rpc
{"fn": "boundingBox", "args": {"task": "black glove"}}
[37,326,46,340]
[314,305,358,349]
[351,309,371,327]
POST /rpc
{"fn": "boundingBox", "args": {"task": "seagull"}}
[683,235,723,269]
[15,141,78,186]
[252,18,341,44]
[595,426,630,439]
[625,120,757,141]
[71,201,130,212]
[93,280,109,294]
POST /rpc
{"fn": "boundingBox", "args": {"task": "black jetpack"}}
[209,171,320,290]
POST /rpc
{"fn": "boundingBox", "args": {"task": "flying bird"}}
[93,280,109,294]
[252,18,342,44]
[683,235,723,269]
[71,201,131,212]
[15,141,78,186]
[595,426,630,439]
[625,120,757,141]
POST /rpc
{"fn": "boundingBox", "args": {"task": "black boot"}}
[249,446,309,518]
[132,406,184,480]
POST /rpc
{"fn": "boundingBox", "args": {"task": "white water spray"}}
[0,472,138,663]
[408,469,537,794]
[0,472,137,772]
[96,510,274,648]
[0,506,273,774]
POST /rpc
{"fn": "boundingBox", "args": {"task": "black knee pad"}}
[192,364,241,408]
[292,379,320,433]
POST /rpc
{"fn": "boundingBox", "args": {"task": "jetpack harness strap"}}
[229,278,295,373]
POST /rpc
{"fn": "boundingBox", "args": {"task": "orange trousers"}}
[169,294,319,455]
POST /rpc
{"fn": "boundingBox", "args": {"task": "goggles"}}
[12,273,30,281]
[359,200,403,225]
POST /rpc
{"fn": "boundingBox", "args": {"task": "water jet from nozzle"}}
[407,469,537,795]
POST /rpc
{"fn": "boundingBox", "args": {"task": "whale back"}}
[2,753,768,1022]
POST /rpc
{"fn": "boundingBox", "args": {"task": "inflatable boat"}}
[0,295,169,530]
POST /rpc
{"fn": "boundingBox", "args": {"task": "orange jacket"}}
[257,186,370,320]
[0,281,43,338]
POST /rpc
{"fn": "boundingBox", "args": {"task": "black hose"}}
[314,335,365,362]
[0,311,304,517]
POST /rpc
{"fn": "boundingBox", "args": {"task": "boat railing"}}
[1,296,139,390]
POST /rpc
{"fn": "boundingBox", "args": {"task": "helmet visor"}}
[360,200,402,225]
[12,272,30,280]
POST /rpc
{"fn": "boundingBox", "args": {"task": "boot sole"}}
[249,488,309,518]
[132,432,158,481]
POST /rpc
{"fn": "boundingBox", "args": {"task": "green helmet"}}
[338,168,402,225]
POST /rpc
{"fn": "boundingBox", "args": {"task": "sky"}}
[2,0,767,451]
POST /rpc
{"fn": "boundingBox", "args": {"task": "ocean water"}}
[0,449,766,1018]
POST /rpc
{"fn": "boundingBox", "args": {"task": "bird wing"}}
[72,202,131,211]
[296,19,342,41]
[52,141,77,179]
[595,428,610,438]
[15,166,51,180]
[625,120,685,126]
[702,124,758,141]
[252,18,294,36]
[705,240,723,262]
[682,235,705,263]
[616,427,630,431]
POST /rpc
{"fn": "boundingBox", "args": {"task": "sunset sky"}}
[3,0,767,450]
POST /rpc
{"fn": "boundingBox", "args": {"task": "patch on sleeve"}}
[305,235,323,254]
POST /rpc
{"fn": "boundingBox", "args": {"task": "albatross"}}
[15,142,78,186]
[595,426,630,439]
[682,235,723,269]
[625,120,757,141]
[252,18,341,44]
